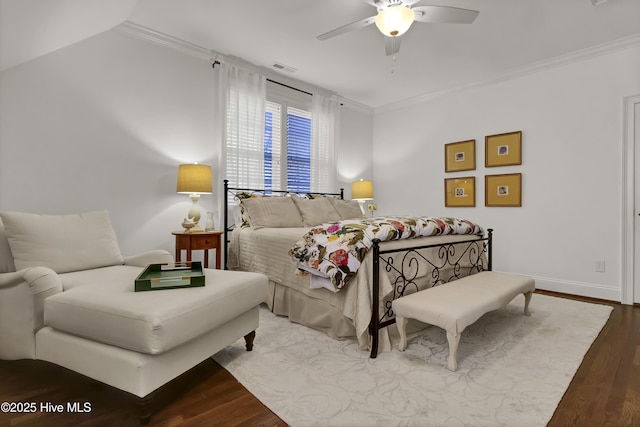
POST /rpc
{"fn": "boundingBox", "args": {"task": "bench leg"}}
[523,291,533,316]
[446,331,460,372]
[396,316,409,351]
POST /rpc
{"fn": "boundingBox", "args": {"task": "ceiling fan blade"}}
[317,15,377,40]
[412,6,479,24]
[384,35,402,56]
[365,0,420,7]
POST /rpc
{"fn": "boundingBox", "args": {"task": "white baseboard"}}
[494,271,621,302]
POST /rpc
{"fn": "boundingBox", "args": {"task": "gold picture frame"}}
[444,176,475,207]
[485,131,522,167]
[485,173,522,207]
[445,139,476,172]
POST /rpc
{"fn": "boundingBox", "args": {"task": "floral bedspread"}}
[289,216,484,292]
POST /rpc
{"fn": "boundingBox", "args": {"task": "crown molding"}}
[115,21,214,61]
[340,97,374,113]
[376,33,640,114]
[115,21,362,105]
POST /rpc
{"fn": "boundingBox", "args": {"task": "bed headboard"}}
[223,179,344,269]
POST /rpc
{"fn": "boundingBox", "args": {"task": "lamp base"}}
[182,193,204,233]
[357,200,367,218]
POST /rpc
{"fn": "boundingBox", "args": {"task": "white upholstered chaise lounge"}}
[0,211,267,423]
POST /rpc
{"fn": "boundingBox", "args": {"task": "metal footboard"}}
[368,229,493,358]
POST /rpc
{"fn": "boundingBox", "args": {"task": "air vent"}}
[272,62,297,73]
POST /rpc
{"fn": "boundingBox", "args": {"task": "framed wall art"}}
[444,176,475,207]
[485,131,522,167]
[485,173,522,207]
[445,139,476,172]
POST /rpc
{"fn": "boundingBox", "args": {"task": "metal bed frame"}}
[223,179,344,268]
[223,179,493,358]
[369,230,492,357]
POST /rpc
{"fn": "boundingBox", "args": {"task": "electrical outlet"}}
[595,260,605,272]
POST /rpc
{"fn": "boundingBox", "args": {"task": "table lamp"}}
[352,179,374,217]
[177,163,213,232]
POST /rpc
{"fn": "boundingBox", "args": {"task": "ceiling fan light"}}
[375,6,415,37]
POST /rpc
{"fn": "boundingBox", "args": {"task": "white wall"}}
[372,44,640,301]
[337,99,374,197]
[0,28,374,259]
[0,29,215,257]
[7,21,634,301]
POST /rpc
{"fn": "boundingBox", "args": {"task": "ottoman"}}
[36,268,267,423]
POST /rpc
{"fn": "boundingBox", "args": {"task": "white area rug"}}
[213,294,612,427]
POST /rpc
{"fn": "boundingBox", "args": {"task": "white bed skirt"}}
[266,279,356,340]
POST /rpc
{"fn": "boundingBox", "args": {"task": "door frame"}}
[622,94,640,305]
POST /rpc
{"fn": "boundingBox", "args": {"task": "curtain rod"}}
[266,79,313,97]
[212,60,313,97]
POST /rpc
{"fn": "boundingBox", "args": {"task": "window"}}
[286,107,312,192]
[264,100,313,192]
[264,102,280,191]
[224,73,336,193]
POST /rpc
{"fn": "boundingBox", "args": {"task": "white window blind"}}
[264,103,315,193]
[223,74,336,193]
[264,101,281,191]
[226,100,264,188]
[286,107,312,192]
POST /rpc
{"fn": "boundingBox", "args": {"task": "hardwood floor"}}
[542,292,640,427]
[0,292,638,427]
[0,355,285,426]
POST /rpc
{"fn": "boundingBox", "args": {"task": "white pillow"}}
[292,197,341,226]
[241,197,304,229]
[0,210,124,273]
[329,198,363,220]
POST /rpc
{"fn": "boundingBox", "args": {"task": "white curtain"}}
[310,93,339,193]
[214,62,266,189]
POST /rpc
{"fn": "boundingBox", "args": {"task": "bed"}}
[223,180,492,357]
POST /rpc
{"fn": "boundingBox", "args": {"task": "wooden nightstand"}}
[172,231,223,269]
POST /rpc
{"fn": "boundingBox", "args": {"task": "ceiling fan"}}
[317,0,479,56]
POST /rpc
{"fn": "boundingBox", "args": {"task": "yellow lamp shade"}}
[352,179,374,200]
[176,164,213,194]
[375,6,415,37]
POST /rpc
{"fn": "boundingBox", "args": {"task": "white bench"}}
[392,271,535,371]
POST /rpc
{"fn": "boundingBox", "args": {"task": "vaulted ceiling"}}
[1,0,639,108]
